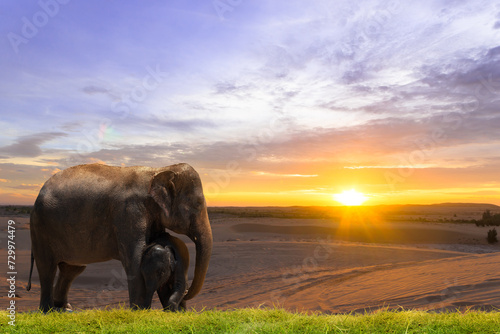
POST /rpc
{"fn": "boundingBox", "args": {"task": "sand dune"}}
[231,222,487,245]
[1,207,500,313]
[190,242,500,313]
[302,252,500,313]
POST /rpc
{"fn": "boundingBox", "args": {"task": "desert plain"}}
[1,204,500,314]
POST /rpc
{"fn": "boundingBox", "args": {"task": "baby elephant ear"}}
[149,170,177,218]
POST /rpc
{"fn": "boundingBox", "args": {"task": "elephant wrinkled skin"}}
[27,163,212,312]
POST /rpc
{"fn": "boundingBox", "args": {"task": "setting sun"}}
[333,189,368,206]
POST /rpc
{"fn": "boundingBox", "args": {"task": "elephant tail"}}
[27,250,34,291]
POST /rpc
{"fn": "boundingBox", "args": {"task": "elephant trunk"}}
[184,211,212,300]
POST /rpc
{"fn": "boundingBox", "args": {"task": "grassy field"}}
[2,308,500,333]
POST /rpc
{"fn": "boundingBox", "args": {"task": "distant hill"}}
[371,203,500,216]
[376,203,500,209]
[2,203,499,221]
[0,205,33,216]
[431,203,500,208]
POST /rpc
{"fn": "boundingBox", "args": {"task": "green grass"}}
[2,308,500,333]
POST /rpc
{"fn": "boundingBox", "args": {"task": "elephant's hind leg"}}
[54,262,86,310]
[36,258,57,313]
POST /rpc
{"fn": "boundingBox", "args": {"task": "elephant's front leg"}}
[128,274,149,309]
[121,245,150,309]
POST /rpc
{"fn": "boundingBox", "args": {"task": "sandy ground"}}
[1,208,500,314]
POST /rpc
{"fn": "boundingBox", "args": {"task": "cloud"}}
[41,167,61,175]
[110,113,218,136]
[0,163,54,205]
[83,85,110,95]
[82,85,120,101]
[60,122,85,132]
[0,132,67,158]
[154,118,216,132]
[59,108,500,174]
[0,191,37,205]
[252,171,318,178]
[213,82,254,95]
[8,183,43,191]
[1,1,500,205]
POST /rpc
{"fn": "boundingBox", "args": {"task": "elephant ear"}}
[149,170,177,218]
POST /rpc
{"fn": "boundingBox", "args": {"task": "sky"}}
[1,0,500,206]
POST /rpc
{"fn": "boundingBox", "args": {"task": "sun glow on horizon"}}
[333,189,368,206]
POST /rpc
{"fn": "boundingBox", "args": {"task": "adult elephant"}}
[27,163,212,312]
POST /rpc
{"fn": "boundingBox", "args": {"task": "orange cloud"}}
[88,158,107,165]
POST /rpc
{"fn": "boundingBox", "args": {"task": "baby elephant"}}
[141,232,190,311]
